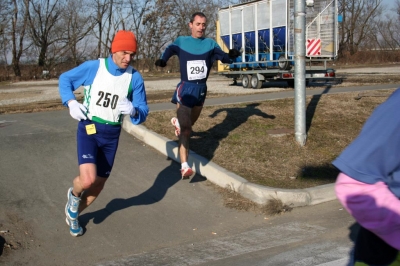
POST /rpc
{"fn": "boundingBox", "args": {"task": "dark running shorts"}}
[171,81,207,108]
[77,120,121,178]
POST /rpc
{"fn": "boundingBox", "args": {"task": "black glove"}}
[228,49,240,59]
[155,59,167,67]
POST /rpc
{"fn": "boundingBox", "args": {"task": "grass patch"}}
[143,89,394,189]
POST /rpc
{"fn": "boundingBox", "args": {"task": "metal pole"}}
[269,1,273,62]
[255,4,258,63]
[241,8,245,61]
[229,6,232,49]
[294,0,307,146]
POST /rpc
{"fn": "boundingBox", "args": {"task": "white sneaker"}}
[65,217,83,237]
[171,117,181,137]
[65,187,80,220]
[181,167,194,179]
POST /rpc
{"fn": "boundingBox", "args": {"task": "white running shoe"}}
[65,217,83,237]
[181,167,194,179]
[65,187,80,220]
[171,117,181,137]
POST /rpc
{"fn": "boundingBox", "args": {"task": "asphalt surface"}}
[1,82,399,265]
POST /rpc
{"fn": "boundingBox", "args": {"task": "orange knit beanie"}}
[111,30,137,53]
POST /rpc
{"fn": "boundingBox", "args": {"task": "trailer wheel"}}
[286,80,295,88]
[242,75,251,88]
[278,55,291,70]
[251,74,263,89]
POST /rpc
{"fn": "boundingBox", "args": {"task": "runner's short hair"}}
[190,12,207,23]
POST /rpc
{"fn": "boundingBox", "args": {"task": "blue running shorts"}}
[171,81,207,108]
[77,120,121,178]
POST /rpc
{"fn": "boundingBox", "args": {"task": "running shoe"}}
[181,167,194,179]
[65,217,83,237]
[171,117,181,137]
[65,187,80,220]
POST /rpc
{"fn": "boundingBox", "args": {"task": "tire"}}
[251,74,263,89]
[286,80,295,88]
[242,75,251,88]
[278,55,291,70]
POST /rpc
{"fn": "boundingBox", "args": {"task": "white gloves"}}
[117,97,137,117]
[68,100,87,121]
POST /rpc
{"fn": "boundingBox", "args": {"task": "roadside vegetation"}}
[143,88,396,189]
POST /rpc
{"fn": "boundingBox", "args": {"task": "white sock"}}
[181,162,190,169]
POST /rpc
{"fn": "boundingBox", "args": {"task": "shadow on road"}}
[78,158,206,228]
[0,235,4,256]
[79,103,274,229]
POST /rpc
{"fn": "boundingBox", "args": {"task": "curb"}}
[122,116,337,207]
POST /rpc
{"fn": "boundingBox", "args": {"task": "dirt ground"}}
[0,210,34,259]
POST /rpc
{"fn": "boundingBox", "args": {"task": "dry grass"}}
[209,182,293,216]
[261,198,293,216]
[143,89,395,189]
[218,184,259,212]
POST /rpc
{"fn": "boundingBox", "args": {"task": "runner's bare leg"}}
[176,104,192,163]
[73,163,107,213]
[191,105,203,126]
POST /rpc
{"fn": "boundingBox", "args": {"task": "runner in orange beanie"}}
[59,28,148,237]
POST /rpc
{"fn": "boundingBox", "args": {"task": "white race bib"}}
[187,60,207,80]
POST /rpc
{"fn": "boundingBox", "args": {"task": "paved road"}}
[1,83,399,265]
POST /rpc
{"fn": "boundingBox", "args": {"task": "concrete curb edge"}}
[122,117,336,207]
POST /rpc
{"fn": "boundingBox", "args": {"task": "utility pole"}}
[294,0,307,146]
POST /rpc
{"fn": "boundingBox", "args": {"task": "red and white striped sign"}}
[307,39,321,56]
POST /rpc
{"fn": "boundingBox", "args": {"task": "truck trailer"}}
[216,0,339,88]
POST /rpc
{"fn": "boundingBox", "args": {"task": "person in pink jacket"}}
[333,88,400,265]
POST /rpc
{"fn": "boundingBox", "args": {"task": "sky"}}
[379,0,397,17]
[382,0,396,11]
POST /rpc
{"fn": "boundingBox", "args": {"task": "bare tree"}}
[168,0,221,38]
[10,0,30,77]
[123,0,152,63]
[338,0,383,56]
[102,0,118,56]
[112,0,175,72]
[57,0,97,66]
[89,0,126,58]
[397,0,400,15]
[141,0,176,72]
[374,19,400,50]
[371,0,400,51]
[26,0,66,67]
[0,0,12,65]
[90,0,109,58]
